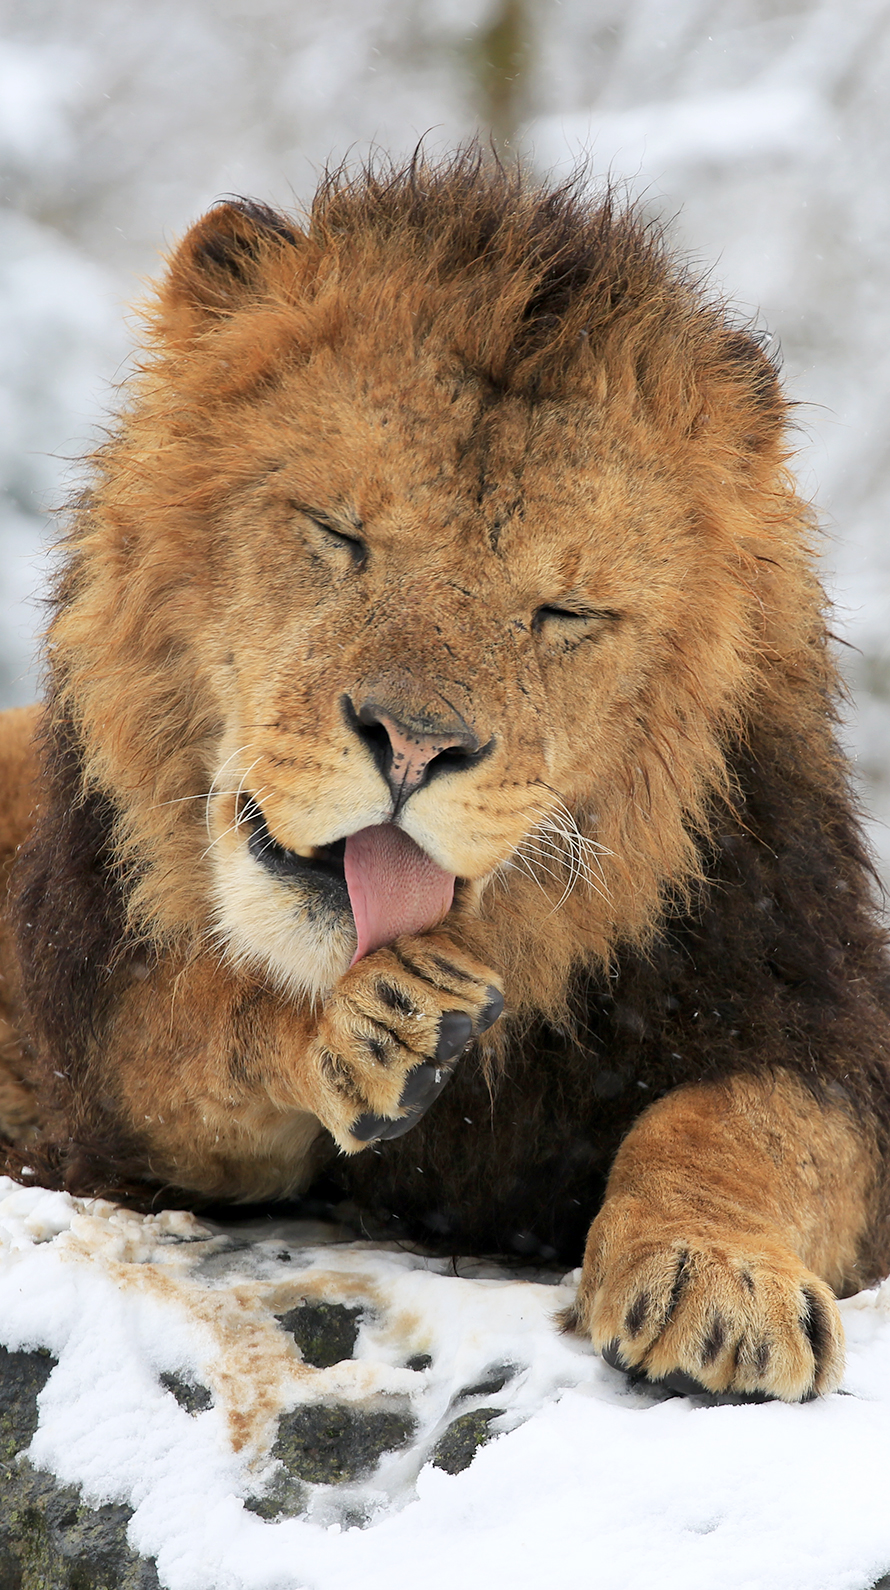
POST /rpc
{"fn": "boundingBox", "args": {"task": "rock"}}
[0,1345,160,1589]
[0,1344,55,1462]
[276,1300,363,1367]
[272,1402,416,1485]
[430,1407,503,1474]
[455,1363,516,1400]
[1,1469,161,1589]
[0,1215,540,1574]
[158,1371,213,1415]
[243,1470,309,1523]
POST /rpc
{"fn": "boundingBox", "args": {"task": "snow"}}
[534,83,823,173]
[0,204,127,704]
[2,1175,890,1590]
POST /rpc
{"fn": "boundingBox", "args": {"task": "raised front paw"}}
[566,1197,845,1402]
[308,931,503,1152]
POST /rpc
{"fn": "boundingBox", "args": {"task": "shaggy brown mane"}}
[40,153,807,996]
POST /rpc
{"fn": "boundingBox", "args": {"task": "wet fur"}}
[2,152,890,1399]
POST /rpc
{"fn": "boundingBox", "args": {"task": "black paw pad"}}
[478,987,505,1031]
[435,1010,473,1061]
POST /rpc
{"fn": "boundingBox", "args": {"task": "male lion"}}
[1,154,889,1404]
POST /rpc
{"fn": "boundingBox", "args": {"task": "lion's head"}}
[50,154,821,1018]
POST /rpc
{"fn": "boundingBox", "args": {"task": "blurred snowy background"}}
[2,0,889,879]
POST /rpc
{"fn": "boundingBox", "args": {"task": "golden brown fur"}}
[2,153,890,1402]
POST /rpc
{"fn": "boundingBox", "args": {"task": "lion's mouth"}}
[240,796,348,884]
[239,795,456,960]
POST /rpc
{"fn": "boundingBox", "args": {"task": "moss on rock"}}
[430,1407,503,1475]
[273,1402,415,1485]
[276,1301,363,1368]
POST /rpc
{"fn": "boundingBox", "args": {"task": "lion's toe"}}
[573,1210,845,1402]
[310,932,503,1151]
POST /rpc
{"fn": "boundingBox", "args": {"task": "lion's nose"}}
[342,694,491,804]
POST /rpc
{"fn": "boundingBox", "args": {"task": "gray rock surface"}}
[275,1300,363,1369]
[0,1345,160,1589]
[271,1401,417,1489]
[0,1301,508,1580]
[429,1407,503,1475]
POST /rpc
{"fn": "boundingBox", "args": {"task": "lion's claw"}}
[601,1338,773,1403]
[435,1011,473,1061]
[353,1057,458,1142]
[352,1108,422,1143]
[479,986,505,1030]
[401,1059,455,1109]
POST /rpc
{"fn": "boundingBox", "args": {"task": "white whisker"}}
[515,791,614,912]
[234,757,264,817]
[234,784,268,830]
[154,789,241,808]
[204,744,252,844]
[200,754,265,859]
[497,854,553,902]
[199,819,240,863]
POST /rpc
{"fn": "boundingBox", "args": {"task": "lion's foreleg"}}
[109,929,503,1201]
[568,1071,875,1400]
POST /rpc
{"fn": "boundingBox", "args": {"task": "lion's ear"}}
[158,199,301,338]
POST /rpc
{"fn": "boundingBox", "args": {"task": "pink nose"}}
[370,710,473,794]
[343,693,489,806]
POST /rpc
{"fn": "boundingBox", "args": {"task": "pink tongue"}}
[344,825,456,962]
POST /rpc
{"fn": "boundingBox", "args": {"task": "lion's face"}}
[199,337,748,999]
[58,186,792,1008]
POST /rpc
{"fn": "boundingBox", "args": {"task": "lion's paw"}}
[309,932,503,1152]
[566,1197,844,1402]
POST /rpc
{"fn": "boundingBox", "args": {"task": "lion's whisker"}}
[234,757,264,813]
[518,844,581,893]
[198,822,240,863]
[155,790,242,808]
[525,796,613,901]
[204,744,252,843]
[234,784,268,830]
[497,855,553,902]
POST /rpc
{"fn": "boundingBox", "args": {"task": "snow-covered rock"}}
[3,1175,890,1590]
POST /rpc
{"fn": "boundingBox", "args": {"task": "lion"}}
[1,152,889,1405]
